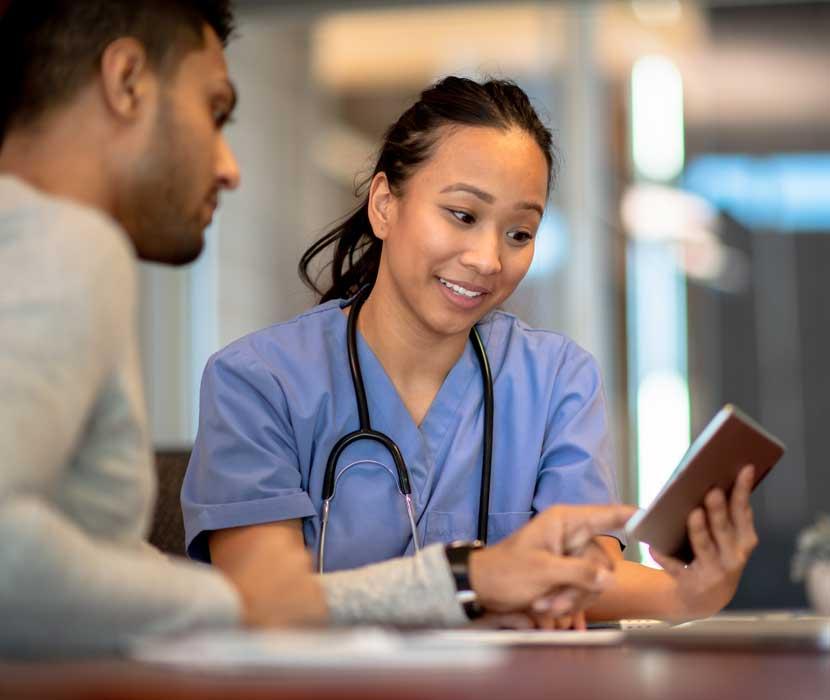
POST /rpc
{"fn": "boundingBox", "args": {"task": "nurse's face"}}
[370,125,548,338]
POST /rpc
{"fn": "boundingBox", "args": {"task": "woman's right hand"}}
[468,504,635,617]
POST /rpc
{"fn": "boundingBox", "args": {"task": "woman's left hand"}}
[651,464,759,618]
[526,539,610,629]
[473,538,608,630]
[472,609,588,630]
[530,610,587,630]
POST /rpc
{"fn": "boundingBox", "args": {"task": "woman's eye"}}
[507,229,533,244]
[450,209,476,225]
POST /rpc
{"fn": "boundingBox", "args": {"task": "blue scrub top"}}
[182,299,621,570]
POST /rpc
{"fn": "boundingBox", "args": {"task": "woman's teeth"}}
[439,278,483,298]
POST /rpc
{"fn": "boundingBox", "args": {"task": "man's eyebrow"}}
[440,182,544,216]
[217,78,238,113]
[227,80,238,112]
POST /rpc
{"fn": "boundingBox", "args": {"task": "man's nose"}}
[216,135,241,190]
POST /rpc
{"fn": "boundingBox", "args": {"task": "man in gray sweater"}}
[0,0,633,657]
[0,0,325,657]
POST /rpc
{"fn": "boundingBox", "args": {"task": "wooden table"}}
[2,643,829,700]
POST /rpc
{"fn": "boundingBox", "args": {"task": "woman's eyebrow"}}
[516,201,544,217]
[441,182,545,216]
[440,182,544,217]
[440,182,494,203]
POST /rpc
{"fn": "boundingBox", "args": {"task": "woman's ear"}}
[367,172,396,241]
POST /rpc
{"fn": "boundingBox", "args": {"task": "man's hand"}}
[468,504,635,616]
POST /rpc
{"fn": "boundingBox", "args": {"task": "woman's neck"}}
[355,274,469,425]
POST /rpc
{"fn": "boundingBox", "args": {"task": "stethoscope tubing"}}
[317,285,493,573]
[470,327,494,546]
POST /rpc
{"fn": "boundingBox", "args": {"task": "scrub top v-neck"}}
[182,299,620,571]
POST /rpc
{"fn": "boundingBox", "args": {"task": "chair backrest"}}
[148,450,191,556]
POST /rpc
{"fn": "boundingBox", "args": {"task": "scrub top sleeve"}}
[182,347,317,562]
[533,342,623,520]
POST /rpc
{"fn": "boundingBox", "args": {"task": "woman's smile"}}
[436,276,490,310]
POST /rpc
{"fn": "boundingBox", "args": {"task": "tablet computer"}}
[624,404,785,563]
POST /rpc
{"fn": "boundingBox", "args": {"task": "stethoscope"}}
[317,284,494,573]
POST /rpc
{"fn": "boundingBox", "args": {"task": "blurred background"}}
[139,0,830,609]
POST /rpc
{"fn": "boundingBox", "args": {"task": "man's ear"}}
[367,172,396,241]
[99,38,156,121]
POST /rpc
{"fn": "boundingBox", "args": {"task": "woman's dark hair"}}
[298,76,556,303]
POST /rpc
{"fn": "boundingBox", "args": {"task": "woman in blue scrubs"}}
[182,77,758,626]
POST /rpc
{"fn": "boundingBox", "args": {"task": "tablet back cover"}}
[627,405,785,562]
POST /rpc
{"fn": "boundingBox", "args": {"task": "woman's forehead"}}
[413,125,549,198]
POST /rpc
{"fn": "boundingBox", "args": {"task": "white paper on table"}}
[129,627,506,671]
[419,629,625,646]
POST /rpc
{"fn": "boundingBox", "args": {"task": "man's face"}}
[125,26,240,265]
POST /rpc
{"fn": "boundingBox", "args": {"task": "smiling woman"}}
[361,123,548,349]
[181,77,621,625]
[181,76,758,629]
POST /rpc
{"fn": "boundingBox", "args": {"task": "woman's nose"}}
[460,229,502,276]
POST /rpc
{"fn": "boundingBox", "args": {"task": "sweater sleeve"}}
[0,204,240,657]
[320,543,468,626]
[0,496,241,656]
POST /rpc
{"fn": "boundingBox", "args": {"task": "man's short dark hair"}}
[0,1,236,143]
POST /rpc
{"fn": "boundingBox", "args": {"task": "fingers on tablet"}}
[688,507,719,567]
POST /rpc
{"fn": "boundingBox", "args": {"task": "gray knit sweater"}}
[0,176,465,657]
[0,176,241,656]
